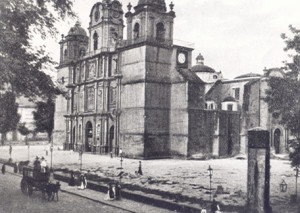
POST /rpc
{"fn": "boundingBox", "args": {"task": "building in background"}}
[4,97,48,143]
[53,0,288,159]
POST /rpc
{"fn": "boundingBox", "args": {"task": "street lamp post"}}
[280,179,287,192]
[9,144,12,161]
[295,167,299,199]
[50,145,53,170]
[79,146,83,171]
[120,148,123,170]
[28,144,30,161]
[208,165,213,201]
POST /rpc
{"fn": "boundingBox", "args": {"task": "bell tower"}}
[89,0,124,53]
[119,1,177,159]
[125,0,175,45]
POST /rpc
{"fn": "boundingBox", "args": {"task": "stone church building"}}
[53,0,289,159]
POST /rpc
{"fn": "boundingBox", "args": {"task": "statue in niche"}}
[87,87,95,111]
[89,62,96,78]
[98,89,103,110]
[110,88,116,106]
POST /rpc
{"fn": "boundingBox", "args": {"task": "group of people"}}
[68,171,121,201]
[33,156,48,173]
[68,172,87,189]
[104,182,121,201]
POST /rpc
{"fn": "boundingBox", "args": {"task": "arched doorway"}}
[85,122,93,152]
[109,126,114,153]
[274,129,281,154]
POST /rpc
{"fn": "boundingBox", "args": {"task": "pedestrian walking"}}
[69,171,76,186]
[14,163,18,173]
[104,183,115,201]
[78,174,87,190]
[1,164,5,175]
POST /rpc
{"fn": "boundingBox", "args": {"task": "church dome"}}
[235,73,261,79]
[135,0,166,12]
[191,64,216,73]
[191,53,216,73]
[68,21,87,36]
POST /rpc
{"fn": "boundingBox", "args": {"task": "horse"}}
[42,181,60,201]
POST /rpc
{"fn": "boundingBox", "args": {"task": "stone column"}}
[247,128,271,213]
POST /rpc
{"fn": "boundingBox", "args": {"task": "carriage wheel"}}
[21,179,27,194]
[28,184,33,196]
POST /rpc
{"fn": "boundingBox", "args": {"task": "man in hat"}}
[34,156,41,171]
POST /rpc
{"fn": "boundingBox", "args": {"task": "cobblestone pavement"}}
[0,168,174,213]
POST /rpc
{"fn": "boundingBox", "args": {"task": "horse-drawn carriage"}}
[20,166,60,201]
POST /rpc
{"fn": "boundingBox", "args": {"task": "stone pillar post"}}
[247,128,271,213]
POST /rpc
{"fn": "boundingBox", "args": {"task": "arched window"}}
[64,49,68,58]
[156,22,165,41]
[133,23,140,39]
[93,32,98,50]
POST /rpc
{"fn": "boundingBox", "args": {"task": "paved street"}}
[0,169,174,213]
[1,145,300,212]
[0,171,129,213]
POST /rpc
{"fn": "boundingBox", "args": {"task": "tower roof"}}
[135,0,166,12]
[68,21,87,36]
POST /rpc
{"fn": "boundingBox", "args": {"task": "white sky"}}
[44,0,300,79]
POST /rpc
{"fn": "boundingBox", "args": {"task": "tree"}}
[0,92,21,145]
[33,98,55,144]
[266,25,300,168]
[18,123,31,145]
[0,0,76,100]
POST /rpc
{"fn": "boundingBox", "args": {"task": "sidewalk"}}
[59,179,175,213]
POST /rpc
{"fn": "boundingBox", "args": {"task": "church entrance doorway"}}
[85,122,93,152]
[274,129,281,154]
[109,126,114,153]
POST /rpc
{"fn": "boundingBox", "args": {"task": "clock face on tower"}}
[177,50,188,68]
[178,53,186,64]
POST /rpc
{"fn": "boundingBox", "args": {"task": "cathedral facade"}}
[53,0,288,159]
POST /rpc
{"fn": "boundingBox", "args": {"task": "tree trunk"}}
[1,133,6,146]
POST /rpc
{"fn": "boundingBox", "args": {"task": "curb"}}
[54,171,244,213]
[0,159,244,213]
[54,172,204,213]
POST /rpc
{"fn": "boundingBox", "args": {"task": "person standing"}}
[69,171,76,186]
[104,183,115,201]
[40,157,47,173]
[211,199,221,213]
[1,164,5,175]
[115,182,121,200]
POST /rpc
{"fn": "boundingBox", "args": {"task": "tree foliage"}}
[266,25,300,168]
[18,123,31,136]
[33,98,55,143]
[0,92,20,145]
[18,123,31,145]
[0,0,76,99]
